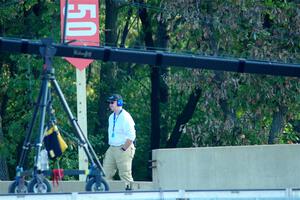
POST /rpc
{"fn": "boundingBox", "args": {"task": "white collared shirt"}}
[108,109,136,146]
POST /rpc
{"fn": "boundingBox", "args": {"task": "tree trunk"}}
[290,120,300,133]
[206,2,240,145]
[95,0,120,139]
[268,106,287,144]
[0,115,9,180]
[138,1,160,180]
[213,71,239,145]
[138,1,160,151]
[156,13,170,146]
[105,0,118,46]
[120,8,133,48]
[0,61,10,180]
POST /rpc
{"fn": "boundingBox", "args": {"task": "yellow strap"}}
[57,133,68,152]
[45,125,59,136]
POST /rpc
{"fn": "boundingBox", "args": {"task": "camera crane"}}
[1,37,300,77]
[1,37,300,193]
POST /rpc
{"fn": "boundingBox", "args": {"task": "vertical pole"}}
[150,66,160,180]
[76,68,88,181]
[34,76,49,172]
[62,0,69,44]
[18,80,44,168]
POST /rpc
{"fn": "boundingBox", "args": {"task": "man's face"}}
[109,100,117,111]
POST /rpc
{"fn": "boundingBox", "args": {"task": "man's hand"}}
[121,139,133,151]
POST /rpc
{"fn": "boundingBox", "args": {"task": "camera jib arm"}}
[1,37,300,77]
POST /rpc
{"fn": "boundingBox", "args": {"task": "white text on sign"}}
[65,4,97,37]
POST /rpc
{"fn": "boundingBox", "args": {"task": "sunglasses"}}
[109,101,115,104]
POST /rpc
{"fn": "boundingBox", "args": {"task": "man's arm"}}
[121,112,136,151]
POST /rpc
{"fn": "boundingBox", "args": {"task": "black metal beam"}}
[1,37,300,77]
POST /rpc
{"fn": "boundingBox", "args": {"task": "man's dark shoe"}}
[125,185,132,191]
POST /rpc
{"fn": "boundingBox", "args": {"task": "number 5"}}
[65,4,96,19]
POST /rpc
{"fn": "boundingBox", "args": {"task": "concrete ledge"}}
[152,144,300,190]
[0,180,153,194]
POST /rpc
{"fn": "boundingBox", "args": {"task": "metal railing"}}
[1,188,300,200]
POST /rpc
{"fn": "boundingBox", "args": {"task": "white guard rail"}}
[1,189,300,200]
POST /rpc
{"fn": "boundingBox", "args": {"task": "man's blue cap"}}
[107,94,123,102]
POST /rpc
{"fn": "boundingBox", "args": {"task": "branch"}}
[166,87,202,148]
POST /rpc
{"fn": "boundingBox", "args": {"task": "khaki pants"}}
[103,145,135,186]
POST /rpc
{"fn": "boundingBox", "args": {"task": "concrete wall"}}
[2,144,299,193]
[152,144,300,190]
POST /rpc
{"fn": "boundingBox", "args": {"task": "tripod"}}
[8,39,108,193]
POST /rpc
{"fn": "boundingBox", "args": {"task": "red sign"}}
[60,0,99,70]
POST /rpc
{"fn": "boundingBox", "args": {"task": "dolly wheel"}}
[85,177,109,191]
[28,177,51,193]
[8,180,29,193]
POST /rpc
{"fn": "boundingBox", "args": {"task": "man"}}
[103,94,136,190]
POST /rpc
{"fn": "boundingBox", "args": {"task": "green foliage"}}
[279,123,300,144]
[161,0,300,148]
